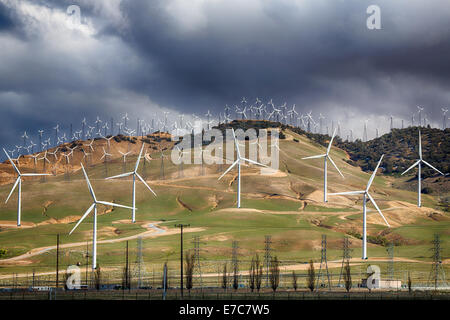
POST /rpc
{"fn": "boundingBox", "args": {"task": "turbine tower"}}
[3,148,50,226]
[218,128,267,208]
[69,163,133,269]
[401,130,445,207]
[302,128,344,202]
[329,155,390,259]
[106,144,157,222]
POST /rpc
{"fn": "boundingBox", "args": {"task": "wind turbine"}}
[302,128,344,202]
[401,130,444,207]
[442,108,448,129]
[119,150,131,172]
[69,163,133,269]
[105,144,157,223]
[218,128,267,208]
[3,149,50,226]
[329,155,390,259]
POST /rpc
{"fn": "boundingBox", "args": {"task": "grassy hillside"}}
[0,123,448,282]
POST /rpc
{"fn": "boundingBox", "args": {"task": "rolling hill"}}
[0,121,448,285]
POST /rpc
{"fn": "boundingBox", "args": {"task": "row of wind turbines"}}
[4,103,448,164]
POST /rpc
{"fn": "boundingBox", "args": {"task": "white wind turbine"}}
[119,150,131,163]
[401,130,444,207]
[105,144,157,223]
[218,128,267,208]
[3,149,50,226]
[69,163,133,269]
[100,147,112,161]
[329,155,390,259]
[302,128,344,202]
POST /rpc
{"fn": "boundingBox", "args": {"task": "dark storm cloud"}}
[0,0,449,155]
[114,0,450,115]
[0,2,15,30]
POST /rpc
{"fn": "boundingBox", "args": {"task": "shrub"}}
[307,260,315,292]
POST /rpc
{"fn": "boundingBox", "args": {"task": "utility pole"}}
[85,240,89,287]
[56,234,60,288]
[175,224,190,298]
[125,240,129,290]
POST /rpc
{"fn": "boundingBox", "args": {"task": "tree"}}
[269,256,280,292]
[162,261,169,290]
[185,250,195,292]
[222,263,228,291]
[249,256,256,292]
[408,271,412,293]
[307,260,315,292]
[94,265,101,290]
[233,261,239,291]
[343,260,352,292]
[256,258,263,292]
[256,263,263,292]
[292,271,298,291]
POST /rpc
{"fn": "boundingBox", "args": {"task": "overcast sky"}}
[0,0,449,153]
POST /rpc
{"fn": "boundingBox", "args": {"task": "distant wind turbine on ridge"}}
[302,128,344,202]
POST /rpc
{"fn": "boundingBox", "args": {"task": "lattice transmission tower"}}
[428,234,447,289]
[338,236,352,286]
[264,235,272,287]
[316,234,331,289]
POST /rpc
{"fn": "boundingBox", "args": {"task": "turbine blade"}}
[231,129,241,159]
[5,178,20,204]
[422,160,444,176]
[81,163,96,202]
[3,148,20,175]
[366,155,384,192]
[241,157,268,168]
[21,173,51,177]
[218,160,239,180]
[136,173,157,196]
[97,201,134,210]
[367,193,390,227]
[328,191,365,196]
[327,156,344,178]
[135,144,145,172]
[105,172,133,180]
[401,160,420,175]
[302,154,326,160]
[327,128,337,155]
[69,203,95,235]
